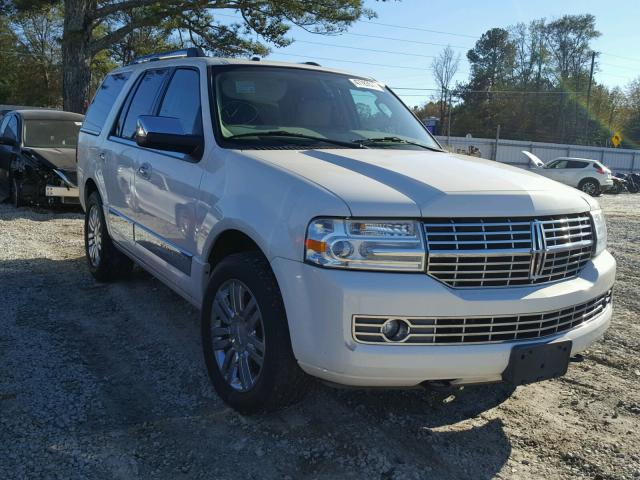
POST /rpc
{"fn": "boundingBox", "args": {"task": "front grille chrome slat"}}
[353,291,612,345]
[424,213,594,288]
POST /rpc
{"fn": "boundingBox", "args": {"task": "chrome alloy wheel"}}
[211,280,265,392]
[87,205,103,267]
[581,181,597,195]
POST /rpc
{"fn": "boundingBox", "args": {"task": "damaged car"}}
[0,109,83,207]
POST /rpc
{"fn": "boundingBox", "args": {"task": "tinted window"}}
[2,116,19,141]
[23,120,81,148]
[566,160,587,168]
[118,69,169,139]
[159,69,202,135]
[83,72,131,134]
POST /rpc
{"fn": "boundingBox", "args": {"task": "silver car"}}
[523,151,613,196]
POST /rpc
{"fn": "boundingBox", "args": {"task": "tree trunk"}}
[62,0,94,113]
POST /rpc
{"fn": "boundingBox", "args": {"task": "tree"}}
[431,46,459,129]
[10,0,375,113]
[11,4,63,106]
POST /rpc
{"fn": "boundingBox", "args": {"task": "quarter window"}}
[159,69,202,136]
[83,72,131,135]
[117,69,169,139]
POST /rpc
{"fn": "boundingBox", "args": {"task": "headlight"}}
[590,209,607,256]
[305,218,425,271]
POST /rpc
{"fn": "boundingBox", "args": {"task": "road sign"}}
[611,133,622,148]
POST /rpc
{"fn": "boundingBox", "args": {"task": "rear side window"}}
[567,160,587,168]
[83,72,131,135]
[117,69,169,139]
[159,69,202,135]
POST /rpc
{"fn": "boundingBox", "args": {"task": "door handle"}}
[137,163,152,180]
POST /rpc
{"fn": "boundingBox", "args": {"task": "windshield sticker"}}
[235,80,256,94]
[349,79,384,91]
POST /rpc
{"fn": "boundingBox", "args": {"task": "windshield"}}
[23,120,81,148]
[213,66,440,150]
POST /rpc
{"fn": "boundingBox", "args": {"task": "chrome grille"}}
[424,213,594,287]
[353,290,611,345]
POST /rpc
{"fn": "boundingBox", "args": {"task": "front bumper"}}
[271,251,616,387]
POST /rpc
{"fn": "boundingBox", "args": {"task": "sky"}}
[221,0,640,108]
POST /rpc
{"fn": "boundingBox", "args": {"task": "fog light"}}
[381,318,410,342]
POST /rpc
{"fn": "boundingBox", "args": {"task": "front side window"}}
[2,115,19,141]
[159,69,202,135]
[23,120,81,148]
[547,159,569,169]
[212,66,440,151]
[117,68,169,139]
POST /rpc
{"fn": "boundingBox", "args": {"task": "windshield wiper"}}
[352,136,443,152]
[226,131,365,149]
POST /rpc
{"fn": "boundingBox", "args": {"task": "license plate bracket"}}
[502,341,572,385]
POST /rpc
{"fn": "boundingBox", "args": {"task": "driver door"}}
[0,114,20,196]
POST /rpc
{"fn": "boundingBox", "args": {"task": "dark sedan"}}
[0,109,83,207]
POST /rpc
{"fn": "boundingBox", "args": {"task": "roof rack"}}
[129,47,206,65]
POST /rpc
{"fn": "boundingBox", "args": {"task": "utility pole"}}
[585,51,596,142]
[493,124,501,161]
[447,91,452,147]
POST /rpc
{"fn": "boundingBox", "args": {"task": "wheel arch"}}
[206,228,266,270]
[83,177,99,211]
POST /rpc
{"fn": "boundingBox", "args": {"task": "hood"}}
[24,147,76,172]
[244,148,595,217]
[521,150,545,168]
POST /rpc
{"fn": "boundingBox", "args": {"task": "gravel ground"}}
[0,195,639,480]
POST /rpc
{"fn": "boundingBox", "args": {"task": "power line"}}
[339,32,471,50]
[294,40,437,58]
[267,52,434,70]
[214,12,640,68]
[360,19,480,39]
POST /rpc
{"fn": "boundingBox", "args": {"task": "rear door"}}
[563,160,589,187]
[131,67,204,280]
[103,68,170,245]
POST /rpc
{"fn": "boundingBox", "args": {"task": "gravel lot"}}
[0,195,639,480]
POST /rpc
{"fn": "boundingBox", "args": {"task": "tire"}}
[84,191,133,281]
[11,177,23,208]
[201,252,310,414]
[578,178,600,197]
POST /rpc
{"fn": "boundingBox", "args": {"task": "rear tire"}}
[84,191,133,281]
[578,178,600,197]
[201,252,310,414]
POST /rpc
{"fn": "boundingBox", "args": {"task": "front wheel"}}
[579,178,600,197]
[201,252,310,414]
[84,191,133,281]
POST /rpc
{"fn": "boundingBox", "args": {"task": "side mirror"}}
[0,136,18,147]
[134,116,203,158]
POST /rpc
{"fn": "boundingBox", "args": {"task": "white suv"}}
[77,49,616,413]
[523,151,613,196]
